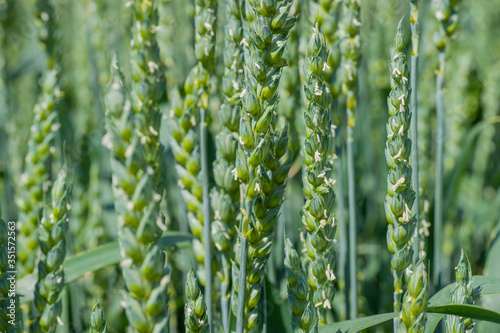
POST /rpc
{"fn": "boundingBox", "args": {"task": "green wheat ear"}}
[401,259,428,332]
[105,56,170,333]
[32,166,72,333]
[16,70,62,277]
[285,237,318,333]
[185,269,209,333]
[168,0,219,286]
[446,250,474,333]
[89,302,108,333]
[230,0,297,329]
[301,23,336,325]
[385,18,416,329]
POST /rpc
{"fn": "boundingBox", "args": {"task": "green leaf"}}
[265,277,293,333]
[318,312,398,333]
[485,235,500,277]
[444,116,500,215]
[427,304,500,324]
[425,275,500,332]
[479,236,500,332]
[19,232,192,304]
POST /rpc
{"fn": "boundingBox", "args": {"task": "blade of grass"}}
[319,312,398,333]
[434,51,445,291]
[18,232,193,304]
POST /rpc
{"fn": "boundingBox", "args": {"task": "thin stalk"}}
[340,0,361,319]
[221,255,229,333]
[236,236,249,333]
[411,54,420,263]
[200,107,212,330]
[347,117,357,319]
[410,0,421,266]
[336,117,349,321]
[434,51,445,291]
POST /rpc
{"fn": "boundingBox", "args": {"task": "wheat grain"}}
[89,302,108,333]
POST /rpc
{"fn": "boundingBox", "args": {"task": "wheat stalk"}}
[432,0,461,290]
[339,0,361,318]
[410,0,422,263]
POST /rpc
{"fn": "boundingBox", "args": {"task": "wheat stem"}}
[340,0,361,319]
[200,106,212,330]
[410,0,421,264]
[432,0,461,292]
[434,51,445,290]
[336,125,348,320]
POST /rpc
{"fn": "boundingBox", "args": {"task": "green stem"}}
[434,52,445,291]
[411,53,420,264]
[200,107,212,331]
[410,0,421,266]
[236,236,249,333]
[347,108,357,319]
[393,270,403,332]
[336,125,349,320]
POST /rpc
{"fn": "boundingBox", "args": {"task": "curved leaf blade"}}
[18,232,192,304]
[427,304,500,324]
[318,312,398,333]
[425,275,500,332]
